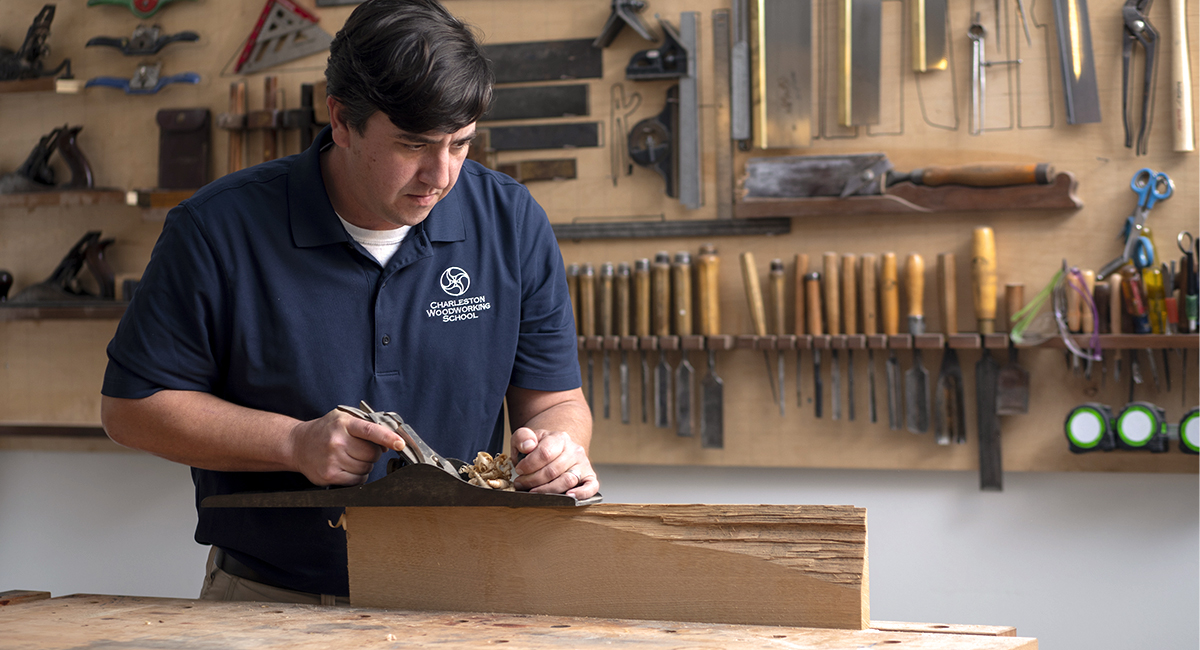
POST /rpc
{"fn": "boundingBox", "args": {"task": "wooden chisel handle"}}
[794,253,809,335]
[769,259,786,335]
[600,263,614,337]
[881,252,900,336]
[823,252,841,335]
[617,263,631,337]
[652,252,672,336]
[842,254,858,335]
[1171,0,1195,152]
[634,258,651,337]
[861,254,878,335]
[938,253,957,335]
[1005,283,1024,332]
[580,264,596,338]
[567,263,581,335]
[1093,282,1111,334]
[673,252,693,336]
[905,253,925,321]
[1108,275,1123,334]
[908,163,1053,186]
[1067,272,1082,332]
[972,227,997,334]
[740,252,768,336]
[697,244,721,336]
[806,272,823,335]
[1081,270,1096,334]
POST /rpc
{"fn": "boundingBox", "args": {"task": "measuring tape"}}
[1064,404,1116,453]
[1115,402,1169,452]
[1064,402,1195,453]
[1180,408,1199,454]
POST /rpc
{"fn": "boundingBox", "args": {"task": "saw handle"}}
[972,227,997,334]
[793,253,809,335]
[740,252,768,336]
[938,253,957,335]
[881,252,900,336]
[910,163,1053,186]
[823,252,841,335]
[861,254,878,336]
[697,244,721,336]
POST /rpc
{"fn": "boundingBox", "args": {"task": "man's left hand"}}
[510,427,599,499]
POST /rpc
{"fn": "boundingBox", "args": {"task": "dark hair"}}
[325,0,492,135]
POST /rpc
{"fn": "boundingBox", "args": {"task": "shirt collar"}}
[289,125,466,248]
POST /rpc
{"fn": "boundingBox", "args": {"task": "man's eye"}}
[402,143,424,151]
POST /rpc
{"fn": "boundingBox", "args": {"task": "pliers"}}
[1123,0,1159,156]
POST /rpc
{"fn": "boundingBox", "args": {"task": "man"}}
[100,0,596,605]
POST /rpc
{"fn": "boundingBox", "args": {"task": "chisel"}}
[806,271,825,417]
[997,283,1030,416]
[934,253,965,444]
[616,262,632,424]
[568,263,581,334]
[697,244,724,448]
[770,259,787,416]
[741,252,779,408]
[904,253,930,434]
[652,252,672,428]
[881,252,901,430]
[973,227,1003,491]
[824,253,842,420]
[600,262,614,419]
[843,253,859,421]
[794,253,809,408]
[634,258,652,423]
[1095,280,1111,385]
[1109,274,1124,384]
[1082,269,1096,381]
[861,253,879,423]
[579,263,596,413]
[674,252,695,436]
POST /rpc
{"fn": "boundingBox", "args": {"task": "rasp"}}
[881,253,901,429]
[616,263,632,424]
[652,252,672,429]
[741,252,779,409]
[824,252,842,420]
[674,252,695,436]
[599,262,614,419]
[806,271,825,417]
[904,253,930,434]
[973,226,1003,490]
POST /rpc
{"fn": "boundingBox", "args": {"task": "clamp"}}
[1123,0,1159,156]
[86,24,199,56]
[85,61,199,95]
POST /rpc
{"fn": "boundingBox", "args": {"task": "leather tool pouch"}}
[157,108,210,189]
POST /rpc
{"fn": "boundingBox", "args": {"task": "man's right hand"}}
[289,409,407,486]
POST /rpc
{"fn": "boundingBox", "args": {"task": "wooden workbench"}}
[0,593,1037,649]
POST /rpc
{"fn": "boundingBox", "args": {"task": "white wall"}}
[0,449,1195,649]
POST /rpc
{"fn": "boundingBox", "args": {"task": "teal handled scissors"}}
[1098,168,1174,280]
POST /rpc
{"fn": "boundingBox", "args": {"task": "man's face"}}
[329,103,475,230]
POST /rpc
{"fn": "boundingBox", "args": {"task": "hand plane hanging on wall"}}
[0,5,72,83]
[0,125,94,195]
[86,24,199,56]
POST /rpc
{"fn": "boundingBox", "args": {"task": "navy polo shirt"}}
[102,126,580,595]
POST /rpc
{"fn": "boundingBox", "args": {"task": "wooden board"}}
[0,594,1038,649]
[346,504,869,629]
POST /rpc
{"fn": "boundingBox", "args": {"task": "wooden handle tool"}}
[616,263,631,338]
[769,259,786,336]
[635,259,651,338]
[673,253,693,336]
[938,253,957,335]
[1081,270,1096,334]
[972,227,997,334]
[740,252,768,337]
[1171,0,1195,152]
[881,252,900,336]
[1067,272,1082,332]
[579,264,596,338]
[1108,274,1124,335]
[842,254,858,336]
[793,253,809,335]
[600,263,614,338]
[905,162,1054,187]
[567,263,581,335]
[861,254,878,336]
[1005,283,1025,333]
[697,244,721,336]
[823,252,841,335]
[905,253,925,334]
[652,252,672,336]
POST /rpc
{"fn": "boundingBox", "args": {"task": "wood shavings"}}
[458,451,516,491]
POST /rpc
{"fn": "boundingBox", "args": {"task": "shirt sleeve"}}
[507,193,581,392]
[102,203,228,399]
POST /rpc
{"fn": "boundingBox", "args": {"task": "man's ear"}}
[327,96,350,147]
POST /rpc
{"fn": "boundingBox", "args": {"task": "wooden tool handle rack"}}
[581,333,1200,351]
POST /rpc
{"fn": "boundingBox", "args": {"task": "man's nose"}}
[418,146,453,189]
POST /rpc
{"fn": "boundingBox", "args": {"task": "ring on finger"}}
[565,467,582,484]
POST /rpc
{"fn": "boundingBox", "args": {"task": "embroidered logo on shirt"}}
[439,267,470,296]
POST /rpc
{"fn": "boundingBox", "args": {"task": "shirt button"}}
[382,335,391,346]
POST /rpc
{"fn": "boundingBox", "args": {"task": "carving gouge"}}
[600,262,614,419]
[673,252,695,435]
[881,253,901,429]
[741,252,779,408]
[843,253,859,421]
[806,271,825,418]
[934,253,966,444]
[904,253,930,433]
[616,262,632,424]
[770,259,787,417]
[697,244,724,448]
[579,264,596,413]
[824,253,842,420]
[794,254,810,408]
[652,252,672,428]
[861,254,879,423]
[634,258,652,423]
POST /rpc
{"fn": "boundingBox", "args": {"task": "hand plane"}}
[86,62,199,95]
[87,25,199,56]
[202,401,602,509]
